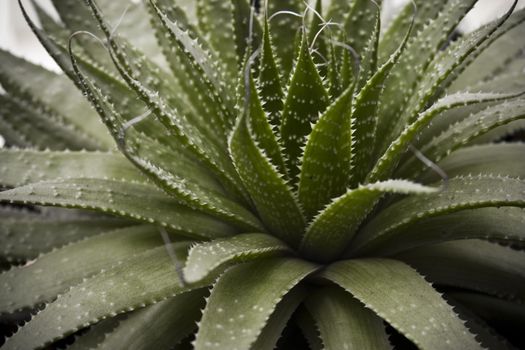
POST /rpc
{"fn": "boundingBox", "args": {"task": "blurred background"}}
[1,0,525,72]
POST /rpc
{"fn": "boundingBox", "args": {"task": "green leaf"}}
[280,33,329,183]
[258,16,285,126]
[375,0,477,155]
[362,207,525,256]
[368,91,524,183]
[421,143,525,183]
[183,233,291,283]
[298,87,353,219]
[147,0,235,134]
[397,99,525,179]
[295,307,323,350]
[86,23,245,202]
[266,0,303,75]
[0,149,146,188]
[1,244,208,350]
[195,0,237,81]
[244,72,287,175]
[251,287,306,350]
[321,259,482,349]
[300,180,437,262]
[0,216,130,262]
[0,225,165,313]
[93,290,207,350]
[378,0,444,64]
[396,240,525,302]
[305,286,391,350]
[394,2,522,142]
[448,292,525,331]
[66,317,123,350]
[231,0,262,62]
[0,95,96,151]
[194,258,318,350]
[0,49,113,149]
[50,0,164,66]
[449,13,525,91]
[0,178,235,240]
[349,16,413,186]
[350,2,381,90]
[352,176,525,255]
[326,0,353,25]
[229,110,306,247]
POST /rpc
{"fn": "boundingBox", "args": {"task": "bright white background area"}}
[1,0,525,72]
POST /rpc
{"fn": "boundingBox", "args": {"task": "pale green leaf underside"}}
[321,259,482,349]
[0,178,234,239]
[305,286,391,350]
[1,243,208,350]
[194,258,318,350]
[0,225,163,313]
[183,233,291,283]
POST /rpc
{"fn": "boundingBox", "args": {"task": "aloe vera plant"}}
[1,0,525,348]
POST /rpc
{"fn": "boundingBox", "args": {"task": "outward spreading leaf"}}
[352,176,525,255]
[397,98,525,179]
[0,216,130,262]
[0,149,147,187]
[376,0,477,155]
[1,244,208,350]
[0,225,164,313]
[0,49,113,149]
[0,178,234,240]
[322,259,483,349]
[300,180,437,262]
[90,290,207,350]
[194,258,317,350]
[396,240,525,301]
[305,287,391,350]
[369,91,524,183]
[183,233,291,283]
[367,207,525,256]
